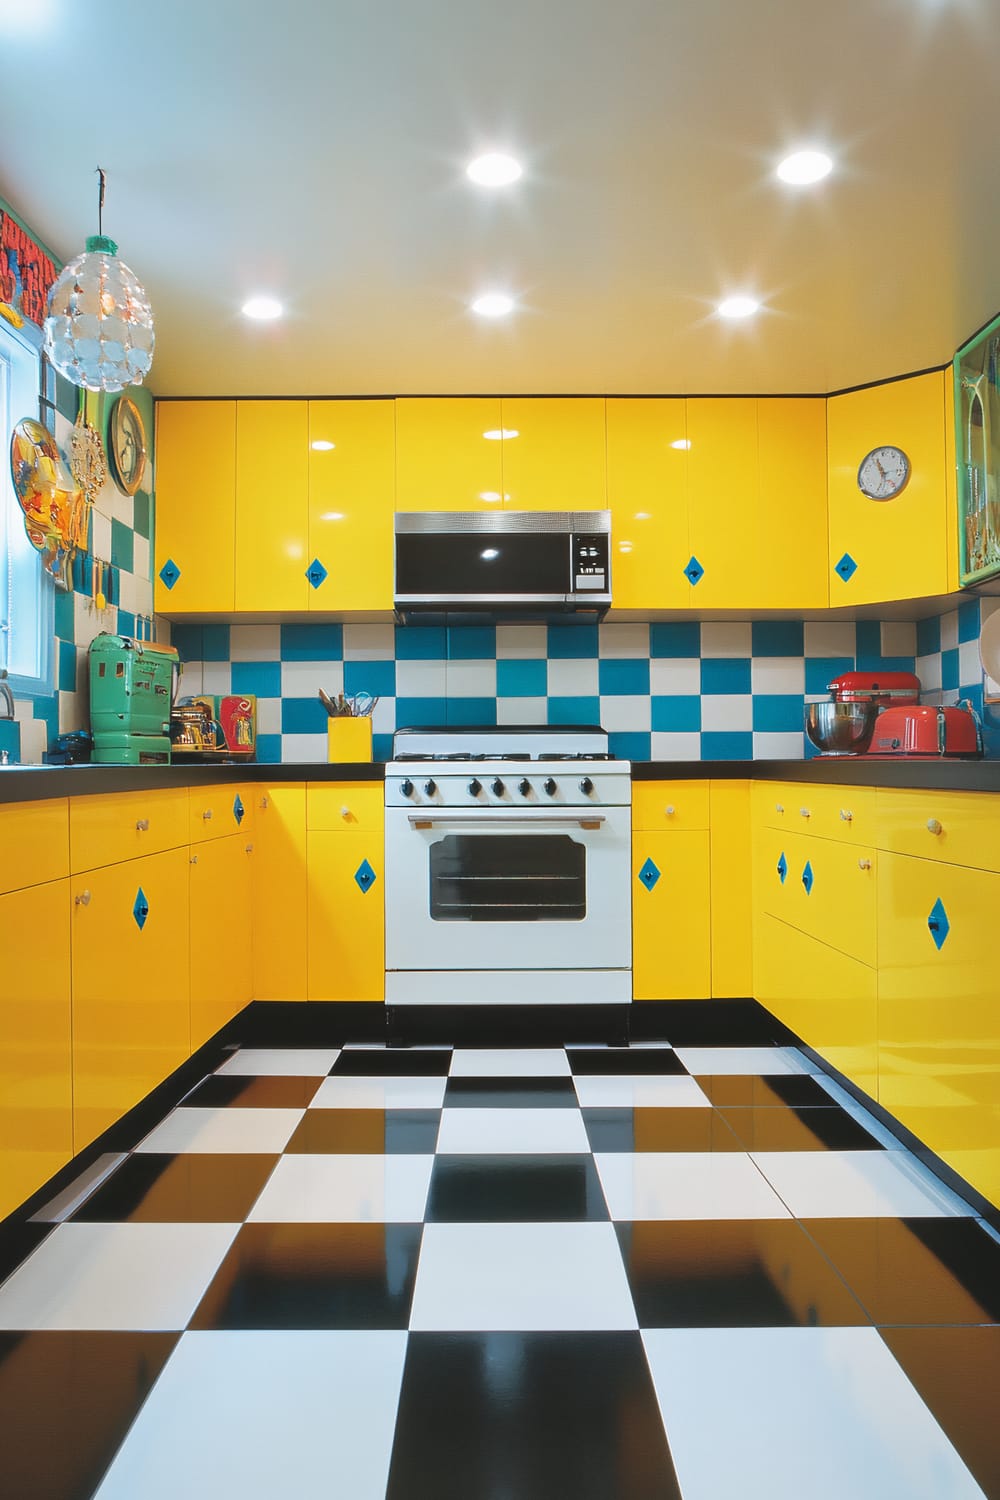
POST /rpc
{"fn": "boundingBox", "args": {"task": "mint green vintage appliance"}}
[89,633,180,764]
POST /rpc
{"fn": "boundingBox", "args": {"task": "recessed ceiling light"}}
[467,153,522,187]
[717,295,760,320]
[471,292,515,318]
[483,428,519,441]
[311,440,335,452]
[777,150,833,185]
[670,439,692,450]
[242,296,283,321]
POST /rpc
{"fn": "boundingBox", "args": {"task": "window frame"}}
[1,314,54,697]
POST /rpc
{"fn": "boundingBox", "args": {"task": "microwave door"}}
[395,530,570,602]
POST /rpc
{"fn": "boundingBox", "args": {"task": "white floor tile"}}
[216,1048,340,1077]
[93,1330,407,1500]
[0,1223,239,1330]
[409,1222,637,1331]
[449,1048,571,1077]
[750,1151,977,1219]
[643,1326,985,1500]
[136,1107,304,1155]
[596,1152,792,1220]
[310,1076,447,1110]
[247,1154,434,1223]
[436,1108,591,1154]
[573,1075,711,1108]
[673,1046,817,1076]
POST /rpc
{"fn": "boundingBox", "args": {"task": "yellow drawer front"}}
[633,830,711,1000]
[252,786,307,1001]
[70,790,190,872]
[307,784,384,834]
[875,788,1000,874]
[189,784,256,844]
[752,781,798,834]
[632,781,710,832]
[754,912,877,1099]
[0,799,70,894]
[307,831,384,1000]
[877,852,1000,1208]
[788,783,877,848]
[756,827,876,967]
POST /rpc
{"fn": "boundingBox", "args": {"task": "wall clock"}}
[109,395,147,495]
[857,445,910,501]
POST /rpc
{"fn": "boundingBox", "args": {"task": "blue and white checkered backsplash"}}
[168,601,989,764]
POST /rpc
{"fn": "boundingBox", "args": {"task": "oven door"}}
[384,805,631,971]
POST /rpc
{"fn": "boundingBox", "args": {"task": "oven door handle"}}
[406,811,607,830]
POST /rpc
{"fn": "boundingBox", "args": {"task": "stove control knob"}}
[400,779,414,798]
[579,776,594,795]
[424,779,437,796]
[543,777,557,796]
[468,778,482,796]
[491,778,505,797]
[517,778,531,797]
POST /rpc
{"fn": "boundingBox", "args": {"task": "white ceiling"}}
[2,0,999,399]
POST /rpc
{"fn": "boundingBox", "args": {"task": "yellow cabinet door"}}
[754,826,876,967]
[308,400,395,611]
[756,398,828,609]
[307,831,384,1001]
[499,398,607,511]
[710,780,752,998]
[154,400,236,613]
[685,398,758,607]
[252,785,308,1001]
[632,829,711,1000]
[395,398,504,509]
[71,847,191,1152]
[235,400,310,611]
[878,851,1000,1208]
[754,912,877,1099]
[190,834,254,1051]
[0,798,69,895]
[827,370,952,604]
[0,880,72,1218]
[605,399,689,609]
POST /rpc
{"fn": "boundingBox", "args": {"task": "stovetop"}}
[390,723,612,763]
[394,751,615,762]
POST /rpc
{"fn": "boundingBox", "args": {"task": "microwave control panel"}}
[572,533,609,591]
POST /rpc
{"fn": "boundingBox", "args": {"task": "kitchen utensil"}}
[805,701,878,755]
[95,558,106,611]
[826,671,921,707]
[866,703,983,758]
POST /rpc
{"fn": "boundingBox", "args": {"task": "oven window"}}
[429,834,586,921]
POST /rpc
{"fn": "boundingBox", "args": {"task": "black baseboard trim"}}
[229,1001,388,1046]
[629,998,796,1046]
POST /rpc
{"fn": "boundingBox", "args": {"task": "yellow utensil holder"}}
[328,717,373,762]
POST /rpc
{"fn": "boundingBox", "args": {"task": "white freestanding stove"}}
[384,725,632,1006]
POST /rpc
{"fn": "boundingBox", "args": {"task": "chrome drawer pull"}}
[190,855,198,865]
[135,818,150,831]
[858,858,872,871]
[927,818,943,835]
[75,889,91,906]
[407,811,606,830]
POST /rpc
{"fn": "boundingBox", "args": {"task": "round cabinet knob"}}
[927,818,943,835]
[491,778,505,796]
[245,844,254,854]
[800,808,810,819]
[775,803,784,814]
[75,889,91,906]
[579,776,594,795]
[840,809,853,822]
[340,806,351,818]
[202,809,213,820]
[424,779,437,796]
[259,795,269,809]
[468,778,482,796]
[858,857,872,871]
[543,777,557,796]
[190,855,198,865]
[518,778,531,797]
[135,818,150,832]
[400,779,414,797]
[664,805,675,817]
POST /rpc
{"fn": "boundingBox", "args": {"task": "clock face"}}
[857,445,910,501]
[110,396,147,496]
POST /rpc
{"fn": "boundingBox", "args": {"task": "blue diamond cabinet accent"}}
[632,830,711,1001]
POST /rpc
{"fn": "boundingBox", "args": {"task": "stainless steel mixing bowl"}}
[804,701,878,755]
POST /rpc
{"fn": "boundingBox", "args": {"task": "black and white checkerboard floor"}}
[2,1040,1000,1499]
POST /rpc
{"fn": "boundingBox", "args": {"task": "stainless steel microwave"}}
[393,510,612,622]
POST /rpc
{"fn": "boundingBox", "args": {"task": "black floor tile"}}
[0,1330,178,1500]
[329,1049,452,1076]
[180,1074,322,1108]
[189,1222,423,1330]
[615,1219,869,1328]
[426,1155,608,1222]
[718,1105,883,1152]
[881,1326,1000,1499]
[567,1047,686,1076]
[285,1108,441,1155]
[0,1221,53,1287]
[803,1217,1000,1326]
[696,1073,835,1107]
[69,1153,279,1223]
[386,1332,682,1500]
[443,1076,578,1109]
[582,1106,743,1153]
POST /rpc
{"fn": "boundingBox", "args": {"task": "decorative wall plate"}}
[9,417,84,588]
[109,394,147,495]
[69,409,108,504]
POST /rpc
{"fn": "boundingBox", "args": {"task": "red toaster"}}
[867,704,983,758]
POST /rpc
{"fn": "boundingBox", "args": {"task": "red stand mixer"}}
[806,671,982,758]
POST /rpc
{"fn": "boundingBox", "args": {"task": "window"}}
[0,315,53,695]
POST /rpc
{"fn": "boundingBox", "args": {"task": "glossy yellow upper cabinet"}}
[252,785,307,1001]
[685,398,759,607]
[154,400,236,613]
[190,833,253,1051]
[395,398,504,510]
[632,829,711,1000]
[756,399,828,609]
[827,369,953,605]
[308,400,395,611]
[605,399,689,610]
[499,398,607,511]
[235,401,310,612]
[0,880,72,1219]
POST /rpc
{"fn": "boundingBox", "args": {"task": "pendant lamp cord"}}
[96,167,106,236]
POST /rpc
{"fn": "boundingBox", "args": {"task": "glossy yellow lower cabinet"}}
[632,830,710,1000]
[307,832,384,1001]
[0,798,70,895]
[307,783,384,834]
[189,783,256,845]
[252,786,307,1000]
[710,781,752,997]
[71,847,191,1153]
[878,852,1000,1208]
[753,913,877,1098]
[190,834,254,1051]
[788,783,877,848]
[632,780,710,832]
[754,826,877,967]
[875,788,1000,874]
[0,881,72,1218]
[70,789,190,873]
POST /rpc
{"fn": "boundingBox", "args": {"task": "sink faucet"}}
[0,669,13,724]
